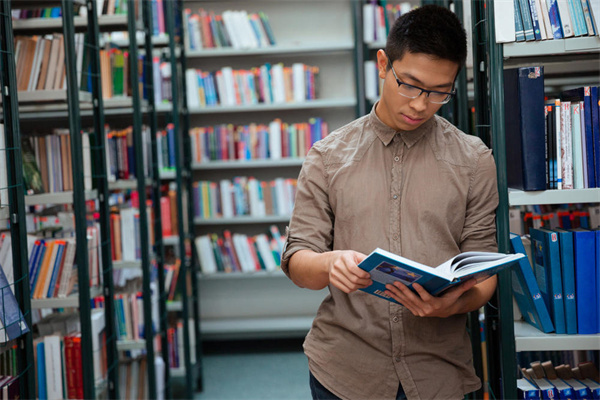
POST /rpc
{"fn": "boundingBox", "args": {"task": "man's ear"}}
[376,49,388,80]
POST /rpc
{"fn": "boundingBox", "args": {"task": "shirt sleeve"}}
[459,147,499,253]
[280,142,334,278]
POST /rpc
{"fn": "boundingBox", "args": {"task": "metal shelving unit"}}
[192,158,304,170]
[186,42,354,57]
[188,98,357,114]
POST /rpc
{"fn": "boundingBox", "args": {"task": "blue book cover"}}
[29,241,47,293]
[37,341,47,400]
[518,378,541,399]
[46,241,64,298]
[547,0,565,38]
[596,229,600,334]
[530,228,566,334]
[548,379,575,399]
[571,228,598,334]
[27,239,42,288]
[592,87,600,188]
[0,264,29,342]
[514,0,527,41]
[504,67,547,191]
[554,229,578,334]
[532,378,559,399]
[563,379,593,399]
[519,0,536,39]
[567,0,588,36]
[510,234,555,333]
[528,0,543,39]
[357,247,524,303]
[579,378,600,399]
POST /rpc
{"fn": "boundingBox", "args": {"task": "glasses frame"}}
[387,59,456,105]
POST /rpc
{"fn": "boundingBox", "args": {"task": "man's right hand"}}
[327,250,372,293]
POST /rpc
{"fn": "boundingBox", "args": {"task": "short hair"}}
[385,5,467,69]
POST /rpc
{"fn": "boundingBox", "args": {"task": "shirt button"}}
[392,316,399,323]
[395,356,401,362]
[394,156,400,162]
[393,235,399,241]
[393,194,398,200]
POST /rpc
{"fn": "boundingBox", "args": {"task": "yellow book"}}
[34,241,55,299]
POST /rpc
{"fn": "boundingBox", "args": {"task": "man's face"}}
[375,50,459,132]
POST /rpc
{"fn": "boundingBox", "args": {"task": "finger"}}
[386,284,423,314]
[411,283,434,301]
[443,279,477,298]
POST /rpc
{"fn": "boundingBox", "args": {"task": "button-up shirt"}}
[281,104,499,400]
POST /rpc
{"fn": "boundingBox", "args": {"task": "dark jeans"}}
[310,371,407,400]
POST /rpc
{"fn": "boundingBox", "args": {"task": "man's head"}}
[375,5,467,132]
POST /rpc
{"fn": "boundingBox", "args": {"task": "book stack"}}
[518,360,600,398]
[189,117,329,163]
[510,229,599,335]
[504,66,599,191]
[104,125,153,182]
[192,177,297,220]
[510,204,600,235]
[118,358,152,399]
[167,320,196,370]
[195,226,285,275]
[495,0,600,43]
[363,1,414,44]
[157,124,176,173]
[183,9,276,51]
[185,62,319,108]
[13,34,86,94]
[22,130,93,195]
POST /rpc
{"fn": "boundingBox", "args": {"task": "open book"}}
[358,248,525,303]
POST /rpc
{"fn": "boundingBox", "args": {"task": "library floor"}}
[193,339,311,400]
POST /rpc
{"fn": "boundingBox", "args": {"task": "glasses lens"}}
[428,92,452,104]
[397,83,421,99]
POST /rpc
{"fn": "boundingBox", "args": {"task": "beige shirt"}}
[281,104,499,400]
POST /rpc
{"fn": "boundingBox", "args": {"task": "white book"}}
[233,233,254,272]
[247,178,265,217]
[268,120,282,160]
[560,101,573,189]
[375,5,387,42]
[82,132,93,191]
[185,69,200,109]
[155,355,166,400]
[214,71,227,107]
[292,63,306,103]
[364,61,379,101]
[222,11,241,49]
[191,16,203,51]
[153,57,162,105]
[557,0,576,36]
[91,309,106,383]
[571,102,584,188]
[220,67,237,106]
[239,11,259,49]
[554,100,563,190]
[0,125,7,209]
[273,178,288,216]
[43,335,64,400]
[363,4,375,43]
[590,0,600,35]
[538,0,555,38]
[240,233,258,271]
[57,238,76,298]
[220,180,234,218]
[120,208,137,261]
[270,63,286,104]
[255,234,277,271]
[75,33,85,90]
[28,38,44,91]
[129,359,140,400]
[195,235,217,274]
[45,135,55,192]
[533,0,550,39]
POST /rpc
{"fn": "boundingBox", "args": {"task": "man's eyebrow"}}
[399,72,454,90]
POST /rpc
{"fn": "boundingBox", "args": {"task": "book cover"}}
[504,66,547,191]
[510,234,555,333]
[530,228,566,334]
[571,228,598,334]
[591,87,600,188]
[554,229,578,334]
[0,262,29,342]
[357,247,524,303]
[597,229,600,333]
[519,0,537,39]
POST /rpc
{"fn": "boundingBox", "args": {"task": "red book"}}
[160,196,172,237]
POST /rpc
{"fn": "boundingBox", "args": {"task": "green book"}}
[21,138,44,195]
[112,52,124,97]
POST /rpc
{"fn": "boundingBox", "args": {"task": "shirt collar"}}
[368,101,436,148]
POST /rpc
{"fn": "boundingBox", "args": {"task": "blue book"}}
[592,87,600,188]
[554,229,578,334]
[530,228,566,334]
[547,0,565,38]
[37,341,47,400]
[579,378,600,399]
[532,378,559,399]
[504,67,547,191]
[510,234,555,333]
[596,229,600,334]
[519,0,536,39]
[518,378,541,398]
[0,264,29,342]
[357,248,524,302]
[45,241,64,298]
[563,379,593,399]
[548,379,575,399]
[571,228,598,334]
[27,239,42,288]
[529,0,543,39]
[514,0,527,41]
[567,0,588,36]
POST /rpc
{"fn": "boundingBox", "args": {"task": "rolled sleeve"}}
[459,147,499,253]
[281,143,334,278]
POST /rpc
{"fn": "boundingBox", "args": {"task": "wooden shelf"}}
[188,98,356,114]
[504,37,600,58]
[25,190,97,205]
[192,158,304,170]
[31,287,102,309]
[508,188,600,206]
[194,215,290,225]
[514,321,600,352]
[186,41,353,57]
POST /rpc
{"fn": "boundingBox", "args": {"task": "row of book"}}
[505,67,600,191]
[509,204,600,235]
[166,319,196,369]
[160,183,178,238]
[110,206,153,262]
[195,227,285,274]
[517,360,600,398]
[114,288,158,342]
[34,309,106,400]
[185,63,320,108]
[510,228,599,335]
[495,0,600,43]
[189,117,329,163]
[363,1,414,44]
[183,8,276,51]
[105,125,153,182]
[192,177,297,220]
[118,357,157,400]
[14,34,86,93]
[156,123,176,173]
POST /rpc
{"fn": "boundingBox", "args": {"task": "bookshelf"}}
[180,0,359,348]
[477,2,600,398]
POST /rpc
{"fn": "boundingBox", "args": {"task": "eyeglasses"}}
[387,59,455,105]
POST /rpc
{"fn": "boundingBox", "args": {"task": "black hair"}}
[385,5,467,69]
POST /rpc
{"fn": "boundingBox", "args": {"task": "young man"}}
[281,5,499,400]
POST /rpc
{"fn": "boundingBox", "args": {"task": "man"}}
[281,5,499,400]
